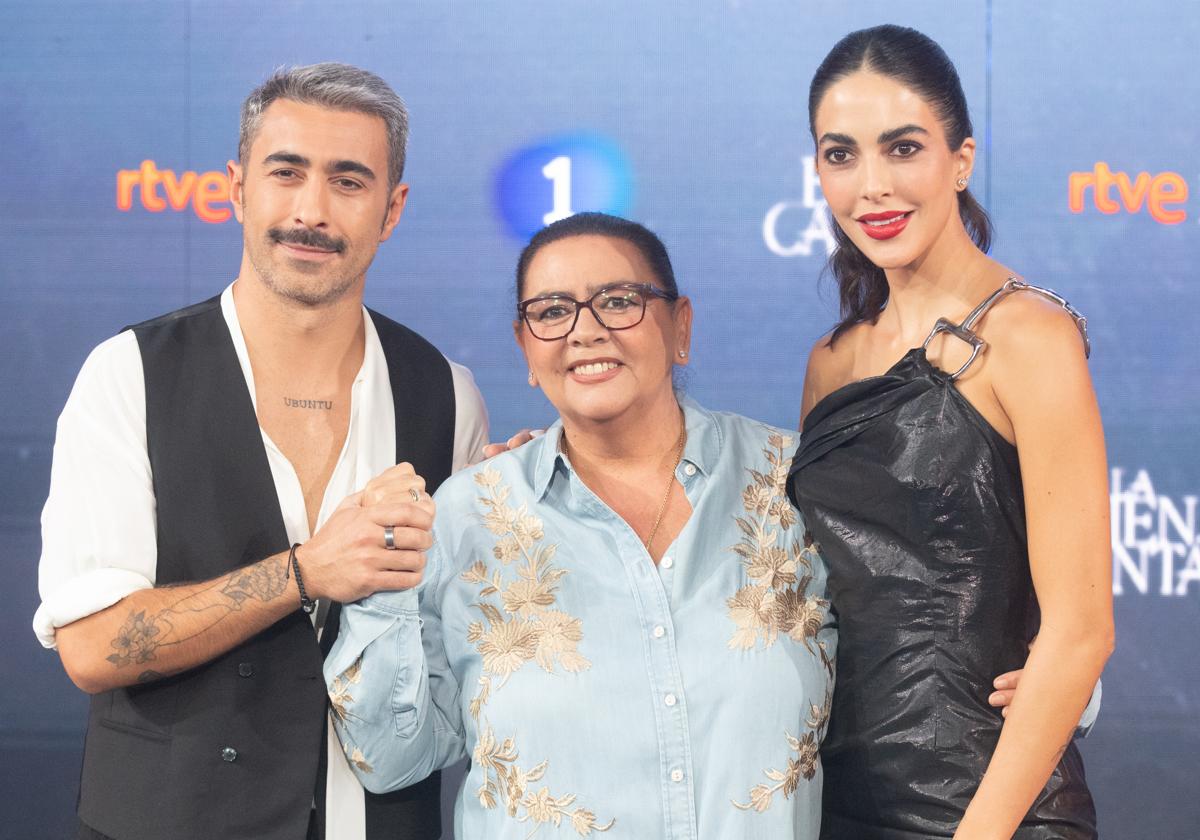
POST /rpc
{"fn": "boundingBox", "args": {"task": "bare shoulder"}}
[980,286,1090,368]
[979,285,1096,419]
[800,325,860,425]
[804,332,838,384]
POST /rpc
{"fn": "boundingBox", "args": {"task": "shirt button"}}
[683,463,697,477]
[660,555,674,569]
[670,768,684,783]
[237,662,254,677]
[664,693,677,707]
[652,625,666,638]
[221,747,238,762]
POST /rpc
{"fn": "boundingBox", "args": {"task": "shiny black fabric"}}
[788,347,1097,839]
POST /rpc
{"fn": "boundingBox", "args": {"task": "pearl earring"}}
[678,350,687,359]
[956,177,968,189]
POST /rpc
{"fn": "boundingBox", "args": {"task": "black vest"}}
[77,297,454,840]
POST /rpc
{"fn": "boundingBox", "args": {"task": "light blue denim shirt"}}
[325,400,836,839]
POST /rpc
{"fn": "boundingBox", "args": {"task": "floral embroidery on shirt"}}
[329,655,362,724]
[344,744,373,774]
[472,726,613,835]
[328,655,375,773]
[726,433,833,676]
[733,690,832,812]
[459,466,613,835]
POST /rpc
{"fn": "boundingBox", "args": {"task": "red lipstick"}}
[857,210,912,241]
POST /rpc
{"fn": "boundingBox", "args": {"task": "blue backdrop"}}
[2,1,1196,837]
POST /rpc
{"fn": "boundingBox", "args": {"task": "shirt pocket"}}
[101,679,181,741]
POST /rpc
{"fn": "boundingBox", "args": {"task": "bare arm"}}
[57,464,434,694]
[954,302,1114,839]
[56,550,298,692]
[798,335,834,429]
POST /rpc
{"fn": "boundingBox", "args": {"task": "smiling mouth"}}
[570,361,622,376]
[858,211,912,226]
[856,211,913,240]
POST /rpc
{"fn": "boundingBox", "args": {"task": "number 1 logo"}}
[495,134,634,239]
[541,156,574,225]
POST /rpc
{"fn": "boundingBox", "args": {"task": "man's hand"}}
[54,463,437,693]
[482,428,542,459]
[360,462,427,508]
[298,463,436,602]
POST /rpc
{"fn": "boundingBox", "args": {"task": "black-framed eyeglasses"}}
[518,282,679,341]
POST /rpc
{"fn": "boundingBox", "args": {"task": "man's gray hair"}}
[239,62,409,189]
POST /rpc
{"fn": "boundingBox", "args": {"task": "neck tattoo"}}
[283,397,334,410]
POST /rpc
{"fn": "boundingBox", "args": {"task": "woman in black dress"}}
[788,25,1113,839]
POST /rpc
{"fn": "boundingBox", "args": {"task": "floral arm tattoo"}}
[106,554,291,678]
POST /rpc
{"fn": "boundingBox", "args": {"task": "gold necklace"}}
[645,419,687,555]
[561,414,687,556]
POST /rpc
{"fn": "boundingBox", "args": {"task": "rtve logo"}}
[116,160,232,224]
[1068,162,1188,225]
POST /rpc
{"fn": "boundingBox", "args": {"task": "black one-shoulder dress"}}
[788,280,1098,839]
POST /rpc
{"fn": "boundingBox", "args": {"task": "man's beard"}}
[250,227,359,307]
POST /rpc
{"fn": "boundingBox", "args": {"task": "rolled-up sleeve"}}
[34,332,157,649]
[324,542,466,793]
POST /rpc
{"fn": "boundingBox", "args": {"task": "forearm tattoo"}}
[221,559,289,604]
[106,554,291,672]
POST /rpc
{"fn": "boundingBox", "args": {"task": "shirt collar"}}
[356,308,381,386]
[221,283,375,400]
[529,396,721,501]
[679,395,720,478]
[531,420,568,501]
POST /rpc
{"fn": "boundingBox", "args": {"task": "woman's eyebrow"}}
[818,132,856,147]
[877,124,929,144]
[525,280,640,300]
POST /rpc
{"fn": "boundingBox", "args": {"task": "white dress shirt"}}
[34,283,489,840]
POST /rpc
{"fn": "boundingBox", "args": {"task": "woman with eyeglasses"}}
[788,25,1112,839]
[324,212,836,838]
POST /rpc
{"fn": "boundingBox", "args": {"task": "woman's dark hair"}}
[809,24,993,344]
[515,212,679,309]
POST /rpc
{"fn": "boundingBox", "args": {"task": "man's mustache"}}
[268,228,347,253]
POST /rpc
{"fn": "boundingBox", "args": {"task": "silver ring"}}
[409,488,421,503]
[383,525,396,550]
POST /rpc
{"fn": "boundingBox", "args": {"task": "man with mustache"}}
[34,63,487,840]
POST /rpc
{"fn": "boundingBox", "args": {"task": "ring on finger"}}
[409,488,421,503]
[384,525,396,550]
